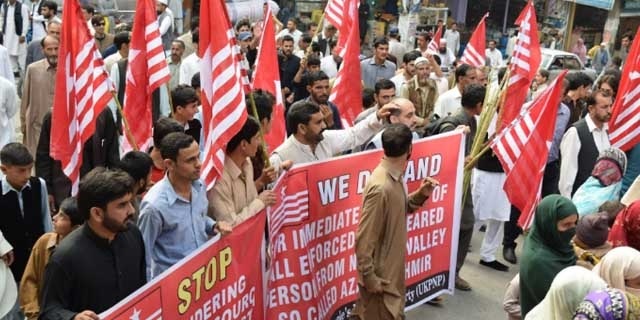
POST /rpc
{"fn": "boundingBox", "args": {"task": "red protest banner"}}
[266,131,465,319]
[99,213,266,320]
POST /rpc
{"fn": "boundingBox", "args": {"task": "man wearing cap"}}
[388,27,406,66]
[156,0,174,52]
[400,56,439,120]
[436,39,456,69]
[485,40,504,68]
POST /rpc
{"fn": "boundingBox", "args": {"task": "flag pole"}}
[166,83,174,118]
[111,92,139,151]
[248,90,272,168]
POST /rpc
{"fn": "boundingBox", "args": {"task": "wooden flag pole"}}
[111,92,139,151]
[248,90,271,168]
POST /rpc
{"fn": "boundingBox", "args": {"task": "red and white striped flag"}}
[252,6,286,153]
[499,0,541,131]
[268,171,309,254]
[324,0,346,30]
[122,0,171,152]
[221,2,252,94]
[609,26,640,151]
[200,0,249,190]
[50,0,112,194]
[460,13,488,67]
[426,25,443,54]
[491,71,568,228]
[328,0,362,127]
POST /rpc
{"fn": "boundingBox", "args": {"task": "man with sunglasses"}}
[91,14,113,57]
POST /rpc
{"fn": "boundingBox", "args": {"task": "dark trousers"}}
[456,187,474,273]
[503,160,561,248]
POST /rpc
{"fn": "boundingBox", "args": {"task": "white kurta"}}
[1,2,29,56]
[0,76,18,150]
[0,45,15,83]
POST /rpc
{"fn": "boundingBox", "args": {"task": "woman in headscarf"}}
[608,201,640,250]
[520,195,580,317]
[592,246,640,295]
[574,148,627,216]
[525,266,607,319]
[573,288,640,320]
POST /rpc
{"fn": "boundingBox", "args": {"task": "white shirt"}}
[391,73,409,96]
[436,48,456,68]
[430,73,449,95]
[28,0,46,42]
[179,53,200,85]
[103,51,122,73]
[444,30,460,55]
[434,86,462,118]
[0,230,12,256]
[276,29,303,49]
[0,2,29,56]
[269,110,383,170]
[485,48,504,68]
[0,76,17,151]
[0,45,15,83]
[320,55,339,78]
[158,9,173,36]
[558,114,611,198]
[388,39,406,65]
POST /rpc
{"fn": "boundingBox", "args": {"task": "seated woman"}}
[592,246,640,296]
[520,195,580,317]
[573,288,640,320]
[608,201,640,250]
[525,266,607,320]
[572,213,612,270]
[573,148,627,216]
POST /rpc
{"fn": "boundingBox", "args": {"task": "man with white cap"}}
[436,38,456,69]
[156,0,174,53]
[400,56,439,120]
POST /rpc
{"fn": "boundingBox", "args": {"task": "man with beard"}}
[278,35,301,102]
[25,20,58,69]
[39,168,146,320]
[138,133,232,280]
[276,18,303,50]
[354,79,395,124]
[559,91,612,198]
[390,51,419,96]
[415,32,431,56]
[270,100,393,170]
[400,56,439,119]
[485,40,504,68]
[167,39,184,91]
[292,55,320,102]
[156,0,173,53]
[564,72,593,125]
[364,98,419,150]
[361,37,396,89]
[21,34,57,156]
[30,1,59,42]
[436,39,456,69]
[303,71,342,132]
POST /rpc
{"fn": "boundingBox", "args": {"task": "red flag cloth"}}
[499,0,541,132]
[220,2,252,94]
[609,26,640,151]
[426,25,443,54]
[324,0,346,30]
[491,71,568,229]
[460,14,488,67]
[252,7,285,153]
[328,0,361,127]
[200,0,249,190]
[50,0,112,194]
[121,0,171,152]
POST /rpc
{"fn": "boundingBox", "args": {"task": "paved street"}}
[407,229,521,320]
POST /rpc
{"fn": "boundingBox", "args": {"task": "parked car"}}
[540,48,598,81]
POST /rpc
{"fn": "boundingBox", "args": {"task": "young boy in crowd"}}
[19,198,84,320]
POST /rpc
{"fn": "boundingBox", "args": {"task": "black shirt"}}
[39,224,146,320]
[278,53,300,91]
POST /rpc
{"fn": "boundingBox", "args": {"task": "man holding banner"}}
[353,124,439,319]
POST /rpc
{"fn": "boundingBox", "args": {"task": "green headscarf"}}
[520,195,579,317]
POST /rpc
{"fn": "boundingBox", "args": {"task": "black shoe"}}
[479,225,486,232]
[503,246,517,264]
[479,259,509,272]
